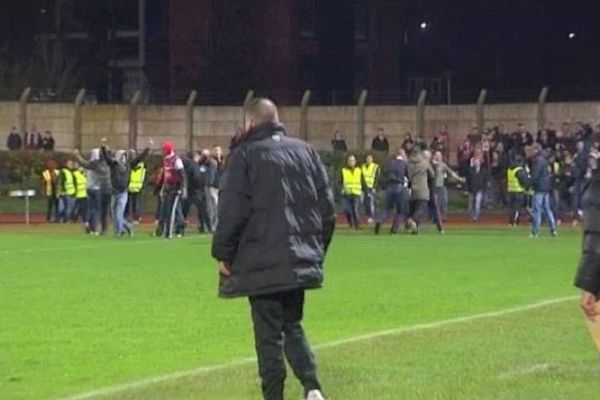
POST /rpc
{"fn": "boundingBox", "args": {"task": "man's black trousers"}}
[508,193,526,225]
[249,289,321,400]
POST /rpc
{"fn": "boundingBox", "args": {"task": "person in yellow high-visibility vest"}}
[72,160,89,229]
[361,154,380,224]
[341,154,364,229]
[127,155,147,223]
[506,155,530,226]
[41,159,59,223]
[57,159,76,223]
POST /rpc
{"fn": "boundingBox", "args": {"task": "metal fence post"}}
[18,87,32,136]
[300,90,311,142]
[357,90,368,150]
[477,89,488,133]
[416,89,427,138]
[537,86,549,131]
[129,90,141,149]
[186,90,198,152]
[242,90,255,125]
[74,89,86,150]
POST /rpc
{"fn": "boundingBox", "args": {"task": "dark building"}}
[0,0,169,103]
[168,0,404,105]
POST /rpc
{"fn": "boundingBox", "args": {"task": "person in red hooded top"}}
[158,141,188,239]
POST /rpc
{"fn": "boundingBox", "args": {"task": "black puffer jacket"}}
[575,170,600,294]
[212,122,336,298]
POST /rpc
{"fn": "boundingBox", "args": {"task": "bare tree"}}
[29,0,80,101]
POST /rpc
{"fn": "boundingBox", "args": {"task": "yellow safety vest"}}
[59,168,76,196]
[361,163,379,189]
[507,167,525,193]
[342,167,362,196]
[129,162,146,193]
[42,169,58,196]
[73,170,87,199]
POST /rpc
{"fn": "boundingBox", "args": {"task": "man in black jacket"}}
[575,150,600,346]
[6,126,22,151]
[375,148,409,234]
[182,151,211,233]
[529,144,557,237]
[212,98,335,400]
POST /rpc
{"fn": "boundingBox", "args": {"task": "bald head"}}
[245,98,279,132]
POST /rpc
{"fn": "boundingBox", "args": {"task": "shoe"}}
[551,230,558,237]
[176,234,183,238]
[374,222,381,235]
[439,230,445,235]
[306,390,325,400]
[407,220,418,234]
[529,233,538,238]
[124,225,133,237]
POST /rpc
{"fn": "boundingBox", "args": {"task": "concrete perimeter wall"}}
[2,100,600,162]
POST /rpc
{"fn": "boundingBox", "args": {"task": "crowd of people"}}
[454,121,600,225]
[332,121,600,234]
[7,125,55,151]
[40,141,224,239]
[337,121,600,236]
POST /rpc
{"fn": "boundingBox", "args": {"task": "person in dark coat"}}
[40,130,55,151]
[529,144,557,237]
[371,127,390,154]
[182,150,211,233]
[331,130,347,153]
[6,126,22,151]
[466,157,489,222]
[406,144,434,234]
[574,150,600,340]
[212,98,335,400]
[375,148,409,234]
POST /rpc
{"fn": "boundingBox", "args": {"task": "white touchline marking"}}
[498,363,552,380]
[0,236,209,256]
[60,295,577,400]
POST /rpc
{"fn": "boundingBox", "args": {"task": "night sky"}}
[0,0,599,103]
[402,0,600,98]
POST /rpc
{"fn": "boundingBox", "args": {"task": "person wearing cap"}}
[528,143,557,237]
[158,141,188,239]
[101,138,152,237]
[506,155,530,226]
[74,148,112,235]
[212,98,334,400]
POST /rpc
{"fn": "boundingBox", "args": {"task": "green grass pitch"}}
[1,224,599,399]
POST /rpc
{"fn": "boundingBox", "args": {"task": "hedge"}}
[0,149,390,188]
